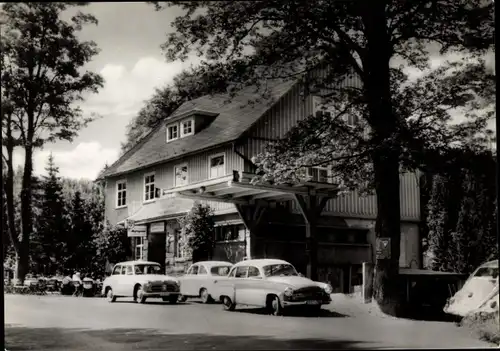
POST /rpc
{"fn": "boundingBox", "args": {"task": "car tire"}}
[178,295,187,303]
[106,288,116,303]
[200,288,213,304]
[134,285,147,304]
[308,305,322,316]
[268,295,283,316]
[222,296,236,311]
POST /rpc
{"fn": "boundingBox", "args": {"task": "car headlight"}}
[144,281,152,290]
[284,287,294,297]
[324,284,333,294]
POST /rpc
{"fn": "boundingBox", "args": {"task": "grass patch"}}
[460,311,500,345]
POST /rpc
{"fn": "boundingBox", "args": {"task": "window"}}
[248,266,262,279]
[126,266,133,275]
[198,265,208,275]
[474,267,499,278]
[209,154,225,179]
[215,224,247,242]
[166,124,179,142]
[135,237,145,260]
[188,265,199,275]
[116,180,127,208]
[228,267,237,278]
[144,173,155,202]
[174,164,189,187]
[235,266,248,278]
[308,167,330,183]
[211,266,231,276]
[120,266,127,275]
[112,265,122,275]
[181,119,194,137]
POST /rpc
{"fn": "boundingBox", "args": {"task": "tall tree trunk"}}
[17,143,34,284]
[362,2,403,316]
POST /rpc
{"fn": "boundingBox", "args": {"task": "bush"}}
[460,311,500,344]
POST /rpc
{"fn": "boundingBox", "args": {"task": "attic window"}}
[166,124,179,142]
[180,119,194,137]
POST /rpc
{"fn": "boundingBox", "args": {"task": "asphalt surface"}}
[4,294,493,350]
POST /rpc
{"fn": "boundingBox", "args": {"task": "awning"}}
[161,170,338,205]
[118,197,195,226]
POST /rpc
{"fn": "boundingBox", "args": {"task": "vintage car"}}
[101,260,181,304]
[211,259,332,316]
[444,259,499,317]
[178,261,234,303]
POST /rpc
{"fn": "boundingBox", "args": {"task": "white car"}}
[211,259,333,316]
[101,260,181,304]
[178,261,233,303]
[444,259,499,317]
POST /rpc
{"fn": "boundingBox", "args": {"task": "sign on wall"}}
[150,222,165,234]
[128,225,147,237]
[376,237,391,260]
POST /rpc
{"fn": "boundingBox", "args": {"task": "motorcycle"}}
[82,277,95,297]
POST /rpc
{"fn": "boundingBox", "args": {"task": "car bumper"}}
[143,291,180,298]
[283,298,331,308]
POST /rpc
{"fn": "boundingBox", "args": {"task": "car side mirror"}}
[105,272,111,277]
[298,273,304,278]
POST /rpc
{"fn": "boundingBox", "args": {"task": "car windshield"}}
[135,264,162,275]
[474,267,499,278]
[211,266,232,276]
[263,264,298,277]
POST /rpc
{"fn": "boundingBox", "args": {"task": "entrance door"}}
[148,233,166,269]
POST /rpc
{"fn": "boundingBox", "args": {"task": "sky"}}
[11,3,496,181]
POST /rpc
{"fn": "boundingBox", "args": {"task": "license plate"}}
[160,292,172,296]
[306,300,320,305]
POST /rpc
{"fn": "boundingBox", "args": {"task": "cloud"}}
[83,55,201,119]
[13,142,119,180]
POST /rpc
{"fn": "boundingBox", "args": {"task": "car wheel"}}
[134,285,147,304]
[222,296,236,311]
[268,295,283,316]
[200,288,212,304]
[178,295,187,303]
[308,305,322,316]
[106,288,116,303]
[168,295,178,304]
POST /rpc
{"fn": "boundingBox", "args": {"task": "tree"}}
[93,222,132,275]
[121,65,230,153]
[67,191,95,271]
[32,154,68,274]
[153,0,494,315]
[178,203,215,263]
[1,3,103,282]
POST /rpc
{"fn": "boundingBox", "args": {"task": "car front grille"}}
[289,286,326,301]
[150,282,179,293]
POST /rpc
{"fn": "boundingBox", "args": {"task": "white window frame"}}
[166,123,179,142]
[135,237,145,260]
[116,179,127,208]
[143,172,156,203]
[180,118,194,138]
[208,152,226,179]
[306,166,332,184]
[174,163,189,187]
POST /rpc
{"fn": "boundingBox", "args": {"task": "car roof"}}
[479,260,499,269]
[233,259,290,269]
[194,261,233,268]
[115,260,160,266]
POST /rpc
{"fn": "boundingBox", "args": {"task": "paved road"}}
[4,294,493,350]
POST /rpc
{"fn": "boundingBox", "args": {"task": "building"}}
[98,76,421,293]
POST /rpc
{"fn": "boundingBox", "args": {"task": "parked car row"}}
[101,258,333,316]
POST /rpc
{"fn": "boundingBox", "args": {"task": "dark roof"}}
[100,79,297,179]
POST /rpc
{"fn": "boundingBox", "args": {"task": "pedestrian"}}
[72,271,83,297]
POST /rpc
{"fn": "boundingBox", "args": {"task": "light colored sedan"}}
[101,260,181,304]
[211,259,332,316]
[178,261,233,303]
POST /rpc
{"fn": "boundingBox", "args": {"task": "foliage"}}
[0,2,103,282]
[426,150,497,274]
[178,203,215,262]
[92,222,131,274]
[121,65,230,153]
[31,154,69,274]
[66,191,95,270]
[154,0,494,315]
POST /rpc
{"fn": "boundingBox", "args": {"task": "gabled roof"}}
[99,79,297,179]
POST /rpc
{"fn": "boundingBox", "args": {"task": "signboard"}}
[150,221,165,234]
[376,237,391,260]
[127,224,147,238]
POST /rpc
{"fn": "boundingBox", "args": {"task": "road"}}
[4,294,493,350]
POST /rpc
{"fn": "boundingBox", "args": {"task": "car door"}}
[244,266,266,307]
[107,265,121,293]
[233,266,249,305]
[183,265,199,296]
[115,265,128,296]
[194,265,209,296]
[123,265,135,297]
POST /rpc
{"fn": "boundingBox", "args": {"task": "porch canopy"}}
[162,170,339,280]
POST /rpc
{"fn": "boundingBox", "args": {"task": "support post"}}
[235,204,266,260]
[293,194,330,281]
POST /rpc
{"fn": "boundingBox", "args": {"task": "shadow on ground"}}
[235,306,349,318]
[5,326,368,350]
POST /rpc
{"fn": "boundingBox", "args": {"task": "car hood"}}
[266,276,323,289]
[445,277,498,317]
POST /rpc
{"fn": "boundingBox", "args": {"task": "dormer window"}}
[166,124,179,142]
[181,119,194,137]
